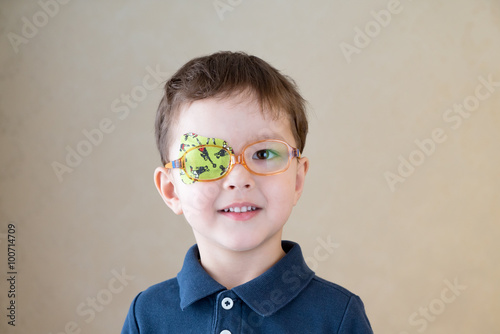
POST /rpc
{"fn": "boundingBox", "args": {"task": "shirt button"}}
[220,331,231,334]
[221,297,234,310]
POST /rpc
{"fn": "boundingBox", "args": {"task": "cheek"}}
[178,182,220,221]
[262,174,297,209]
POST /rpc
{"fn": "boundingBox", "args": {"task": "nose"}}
[222,160,255,190]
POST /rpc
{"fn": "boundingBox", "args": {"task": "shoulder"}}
[142,277,180,295]
[122,278,181,333]
[309,275,357,299]
[132,277,181,313]
[300,275,358,302]
[300,276,373,333]
[295,275,369,320]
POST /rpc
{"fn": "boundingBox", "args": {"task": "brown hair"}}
[155,51,308,165]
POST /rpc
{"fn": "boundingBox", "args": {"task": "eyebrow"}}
[247,133,286,142]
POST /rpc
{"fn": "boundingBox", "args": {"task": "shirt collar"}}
[177,241,315,317]
[177,245,226,310]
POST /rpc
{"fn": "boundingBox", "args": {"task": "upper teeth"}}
[223,206,257,213]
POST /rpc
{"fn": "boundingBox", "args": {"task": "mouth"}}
[220,206,258,213]
[218,203,261,221]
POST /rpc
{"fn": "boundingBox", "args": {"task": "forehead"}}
[169,94,295,156]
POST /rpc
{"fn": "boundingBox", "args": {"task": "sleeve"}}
[338,295,374,334]
[121,292,142,334]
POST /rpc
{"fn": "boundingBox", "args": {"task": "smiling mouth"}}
[220,206,258,213]
[217,204,261,221]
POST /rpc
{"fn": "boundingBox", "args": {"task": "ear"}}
[154,167,183,215]
[293,157,309,205]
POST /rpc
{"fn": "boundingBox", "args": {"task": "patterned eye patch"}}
[178,132,234,184]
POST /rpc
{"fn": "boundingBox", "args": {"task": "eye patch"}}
[178,132,234,184]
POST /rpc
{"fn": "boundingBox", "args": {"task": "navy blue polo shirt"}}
[121,241,373,333]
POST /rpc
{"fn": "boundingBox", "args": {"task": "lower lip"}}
[219,209,260,221]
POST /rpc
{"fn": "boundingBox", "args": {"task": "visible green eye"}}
[253,149,278,160]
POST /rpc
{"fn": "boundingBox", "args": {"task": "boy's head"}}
[153,51,310,253]
[155,51,308,165]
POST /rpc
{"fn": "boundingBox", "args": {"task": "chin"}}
[219,233,279,253]
[220,239,261,253]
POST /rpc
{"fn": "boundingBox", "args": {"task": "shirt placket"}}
[214,290,241,334]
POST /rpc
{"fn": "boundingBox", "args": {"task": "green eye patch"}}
[178,132,234,184]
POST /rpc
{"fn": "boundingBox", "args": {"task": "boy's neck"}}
[195,235,286,290]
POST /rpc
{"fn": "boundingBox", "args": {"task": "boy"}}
[121,51,373,333]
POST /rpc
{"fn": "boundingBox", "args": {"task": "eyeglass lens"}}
[184,141,291,181]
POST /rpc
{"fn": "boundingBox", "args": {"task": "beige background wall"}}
[1,1,499,333]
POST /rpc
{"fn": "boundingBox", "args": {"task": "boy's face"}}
[155,92,309,254]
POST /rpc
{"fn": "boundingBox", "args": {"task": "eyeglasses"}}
[165,139,301,182]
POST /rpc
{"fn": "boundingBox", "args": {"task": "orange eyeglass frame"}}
[165,139,301,182]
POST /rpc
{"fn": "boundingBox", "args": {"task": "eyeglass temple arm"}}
[292,148,301,158]
[165,159,183,169]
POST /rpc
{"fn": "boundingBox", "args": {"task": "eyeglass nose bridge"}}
[224,150,258,179]
[228,152,247,169]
